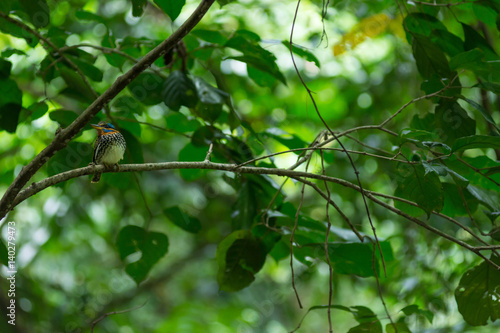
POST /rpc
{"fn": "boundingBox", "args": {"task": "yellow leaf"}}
[333,14,402,56]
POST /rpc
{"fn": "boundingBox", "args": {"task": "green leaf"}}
[441,183,478,217]
[193,76,228,123]
[410,34,452,80]
[131,0,147,17]
[430,29,464,57]
[154,0,186,21]
[19,0,50,28]
[348,322,382,333]
[65,56,103,82]
[178,142,207,181]
[216,230,267,292]
[46,142,93,178]
[0,58,12,78]
[455,256,500,326]
[229,55,286,86]
[0,16,38,47]
[192,29,227,44]
[162,70,198,111]
[75,10,106,24]
[165,112,200,133]
[348,306,383,333]
[434,100,476,146]
[164,206,201,233]
[1,48,26,58]
[404,13,447,38]
[0,0,14,13]
[394,164,444,217]
[116,225,169,284]
[449,49,484,71]
[28,101,49,120]
[225,32,286,85]
[102,34,126,69]
[232,181,259,230]
[120,128,144,164]
[459,95,500,132]
[473,3,497,27]
[216,0,236,6]
[247,65,277,87]
[401,304,433,324]
[476,81,500,94]
[0,240,8,267]
[462,23,498,60]
[385,323,411,333]
[452,135,500,152]
[282,41,320,68]
[264,128,306,153]
[0,77,22,133]
[128,72,164,106]
[327,243,378,277]
[59,66,95,102]
[49,109,78,128]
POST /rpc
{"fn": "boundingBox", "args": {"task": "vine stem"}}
[289,0,387,277]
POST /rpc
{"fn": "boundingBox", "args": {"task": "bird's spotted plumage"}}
[91,121,126,183]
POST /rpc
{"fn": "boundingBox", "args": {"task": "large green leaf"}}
[120,128,144,164]
[327,243,378,277]
[459,95,500,132]
[128,72,164,106]
[216,230,267,292]
[116,225,169,284]
[19,0,50,28]
[400,304,434,324]
[0,77,22,133]
[0,15,38,47]
[282,40,320,68]
[178,142,208,181]
[193,76,228,122]
[394,164,444,217]
[455,256,500,326]
[164,206,201,233]
[232,181,258,230]
[225,31,286,85]
[154,0,185,21]
[191,29,227,44]
[434,100,476,146]
[452,135,500,152]
[410,34,452,80]
[165,112,200,133]
[404,13,447,38]
[59,66,95,102]
[46,142,93,178]
[162,70,198,111]
[49,109,79,128]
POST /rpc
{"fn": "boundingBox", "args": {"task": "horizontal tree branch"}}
[11,161,360,208]
[10,159,498,268]
[0,0,216,221]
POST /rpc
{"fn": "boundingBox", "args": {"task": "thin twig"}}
[290,0,386,276]
[91,300,148,332]
[320,150,333,332]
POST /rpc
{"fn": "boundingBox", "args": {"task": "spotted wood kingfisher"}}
[90,122,126,183]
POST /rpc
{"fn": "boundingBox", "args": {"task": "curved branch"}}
[11,162,360,209]
[0,0,216,220]
[10,160,499,268]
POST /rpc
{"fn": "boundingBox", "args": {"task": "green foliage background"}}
[1,0,500,332]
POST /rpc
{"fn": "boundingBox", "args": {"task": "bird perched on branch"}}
[90,121,126,183]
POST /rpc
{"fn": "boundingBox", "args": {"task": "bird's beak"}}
[91,124,99,129]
